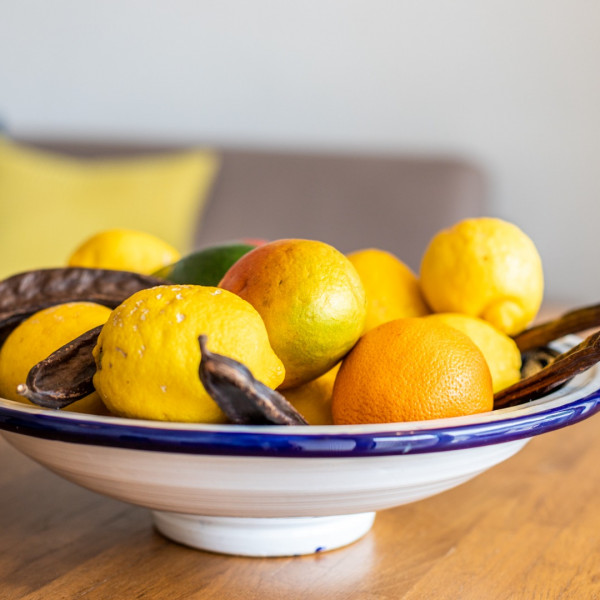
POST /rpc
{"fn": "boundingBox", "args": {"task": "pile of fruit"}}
[0,218,554,425]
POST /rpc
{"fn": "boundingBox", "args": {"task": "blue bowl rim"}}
[1,376,600,457]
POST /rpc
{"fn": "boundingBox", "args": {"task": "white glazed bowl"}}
[1,338,599,557]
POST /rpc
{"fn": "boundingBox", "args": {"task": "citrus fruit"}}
[92,285,285,423]
[420,218,543,336]
[425,313,522,393]
[219,239,366,389]
[0,302,112,414]
[68,228,180,274]
[281,363,340,425]
[347,248,430,333]
[153,242,257,286]
[332,318,493,424]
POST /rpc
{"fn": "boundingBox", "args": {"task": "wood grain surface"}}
[2,410,600,600]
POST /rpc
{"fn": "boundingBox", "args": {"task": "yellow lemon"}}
[0,302,112,414]
[68,228,180,274]
[347,248,430,333]
[219,239,366,389]
[425,313,522,393]
[281,363,340,425]
[420,218,543,335]
[92,285,285,423]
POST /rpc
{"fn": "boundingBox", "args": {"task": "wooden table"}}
[2,408,600,600]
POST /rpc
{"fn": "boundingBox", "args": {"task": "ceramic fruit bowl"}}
[1,337,600,557]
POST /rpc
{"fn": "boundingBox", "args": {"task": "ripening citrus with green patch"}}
[92,285,285,423]
[219,239,366,389]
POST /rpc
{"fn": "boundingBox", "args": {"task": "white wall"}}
[2,0,599,304]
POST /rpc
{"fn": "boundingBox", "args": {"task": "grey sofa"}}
[22,140,485,272]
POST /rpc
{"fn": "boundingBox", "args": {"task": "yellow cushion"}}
[0,137,219,279]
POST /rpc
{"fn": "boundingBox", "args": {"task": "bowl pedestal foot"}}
[152,511,376,557]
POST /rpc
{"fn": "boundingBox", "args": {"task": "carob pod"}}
[0,267,165,347]
[494,330,600,409]
[513,303,600,352]
[198,335,308,425]
[17,325,102,409]
[511,302,600,381]
[520,346,561,379]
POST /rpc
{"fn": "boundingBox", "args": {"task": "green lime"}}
[153,242,257,286]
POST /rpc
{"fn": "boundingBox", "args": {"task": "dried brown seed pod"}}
[17,326,102,409]
[494,330,600,409]
[520,346,560,379]
[513,303,600,352]
[198,335,308,425]
[0,267,165,347]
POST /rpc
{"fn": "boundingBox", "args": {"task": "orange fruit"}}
[347,248,430,333]
[219,239,366,389]
[425,313,522,393]
[332,318,493,424]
